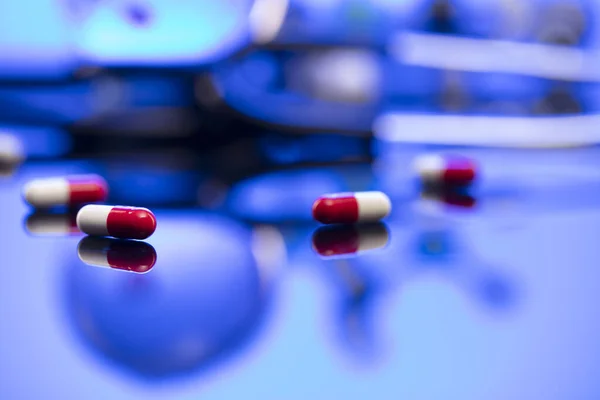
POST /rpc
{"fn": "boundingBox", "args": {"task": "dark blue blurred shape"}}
[477,271,516,309]
[124,3,153,27]
[63,213,267,381]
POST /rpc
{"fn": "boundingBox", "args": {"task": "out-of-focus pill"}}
[77,205,157,240]
[23,175,108,208]
[24,211,80,236]
[312,223,389,258]
[312,191,391,224]
[78,236,157,273]
[413,154,477,185]
[0,133,24,165]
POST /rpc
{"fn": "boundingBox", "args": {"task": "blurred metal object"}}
[374,112,600,148]
[389,31,600,82]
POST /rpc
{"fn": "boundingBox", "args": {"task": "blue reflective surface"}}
[2,145,600,399]
[1,0,600,397]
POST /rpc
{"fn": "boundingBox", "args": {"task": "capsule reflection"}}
[312,223,389,258]
[420,187,477,209]
[24,211,80,236]
[77,236,157,274]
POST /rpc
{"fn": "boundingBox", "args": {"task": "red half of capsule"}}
[107,207,157,240]
[68,176,108,204]
[312,194,359,224]
[442,158,477,185]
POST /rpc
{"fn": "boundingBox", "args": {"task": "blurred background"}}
[1,0,600,399]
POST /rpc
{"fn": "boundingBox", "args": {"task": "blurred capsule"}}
[312,223,389,258]
[77,236,157,274]
[312,191,391,224]
[0,132,24,176]
[413,154,477,186]
[0,132,24,164]
[24,211,80,236]
[23,175,108,209]
[77,205,157,240]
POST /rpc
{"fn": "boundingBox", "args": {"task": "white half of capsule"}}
[76,205,112,236]
[412,154,445,181]
[355,191,392,221]
[23,178,70,208]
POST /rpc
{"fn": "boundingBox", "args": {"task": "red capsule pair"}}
[22,174,157,240]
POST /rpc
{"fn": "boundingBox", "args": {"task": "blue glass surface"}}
[2,147,600,399]
[1,0,600,397]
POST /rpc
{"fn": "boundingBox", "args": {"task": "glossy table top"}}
[1,142,600,399]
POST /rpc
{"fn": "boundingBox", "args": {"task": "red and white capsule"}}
[23,174,108,208]
[413,154,477,185]
[312,191,391,224]
[312,223,389,258]
[77,205,157,240]
[78,236,157,273]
